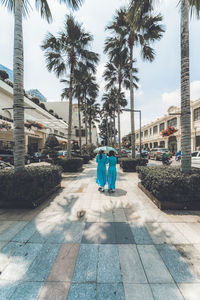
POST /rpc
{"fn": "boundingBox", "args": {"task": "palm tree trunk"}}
[130,46,136,159]
[78,98,82,154]
[106,115,109,145]
[67,64,74,159]
[181,0,191,173]
[13,0,25,171]
[109,116,112,146]
[113,113,116,146]
[84,97,88,148]
[89,120,92,145]
[117,77,122,152]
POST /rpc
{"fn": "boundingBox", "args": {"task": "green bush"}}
[115,154,128,164]
[137,166,200,203]
[57,158,83,172]
[0,70,9,81]
[121,158,148,172]
[0,165,62,208]
[74,155,90,164]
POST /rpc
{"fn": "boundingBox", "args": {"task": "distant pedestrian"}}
[96,150,107,192]
[107,150,117,193]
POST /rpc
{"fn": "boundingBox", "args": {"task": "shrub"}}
[0,165,62,208]
[42,134,60,163]
[73,155,90,164]
[121,158,148,172]
[116,154,128,164]
[57,158,83,172]
[137,166,200,203]
[0,70,9,81]
[31,97,40,105]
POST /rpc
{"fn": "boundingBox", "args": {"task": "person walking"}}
[107,150,117,193]
[96,150,107,192]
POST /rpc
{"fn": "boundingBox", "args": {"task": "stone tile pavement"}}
[0,161,200,299]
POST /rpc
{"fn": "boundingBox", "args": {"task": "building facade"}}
[45,102,98,146]
[134,99,200,153]
[0,80,68,153]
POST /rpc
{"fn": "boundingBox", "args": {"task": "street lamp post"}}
[122,109,142,158]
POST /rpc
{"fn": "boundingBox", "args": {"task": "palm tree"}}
[87,101,100,145]
[73,62,97,154]
[0,0,83,171]
[41,15,99,159]
[134,0,200,172]
[102,88,127,146]
[103,50,138,152]
[108,7,164,158]
[81,72,99,148]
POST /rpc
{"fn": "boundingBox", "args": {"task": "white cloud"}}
[162,80,200,108]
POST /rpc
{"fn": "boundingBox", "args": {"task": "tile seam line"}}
[116,243,126,300]
[154,242,190,298]
[136,244,156,300]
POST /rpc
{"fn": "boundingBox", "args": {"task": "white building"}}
[0,80,68,153]
[45,102,98,145]
[133,99,200,153]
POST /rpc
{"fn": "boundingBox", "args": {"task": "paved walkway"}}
[0,161,200,299]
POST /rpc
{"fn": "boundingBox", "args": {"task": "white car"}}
[191,151,200,165]
[0,161,13,169]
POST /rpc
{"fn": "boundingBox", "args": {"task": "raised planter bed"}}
[0,184,61,209]
[138,182,200,210]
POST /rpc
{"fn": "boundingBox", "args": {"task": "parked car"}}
[0,160,13,169]
[58,151,67,158]
[0,149,32,165]
[191,151,200,165]
[148,148,170,160]
[121,149,131,154]
[135,150,149,159]
[31,152,47,163]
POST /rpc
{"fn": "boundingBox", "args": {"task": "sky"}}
[0,0,200,137]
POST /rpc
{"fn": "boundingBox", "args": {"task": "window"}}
[150,143,152,148]
[75,129,85,137]
[160,123,165,131]
[54,129,58,134]
[154,142,158,148]
[144,130,148,137]
[160,141,165,147]
[150,128,152,135]
[59,132,64,136]
[194,107,200,121]
[141,132,143,138]
[167,117,177,127]
[196,136,200,147]
[153,125,158,135]
[136,133,139,139]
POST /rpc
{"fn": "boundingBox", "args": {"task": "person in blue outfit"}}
[107,150,117,193]
[96,150,107,192]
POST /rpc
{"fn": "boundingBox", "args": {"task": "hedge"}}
[73,155,90,164]
[120,158,148,172]
[137,166,200,203]
[57,158,83,172]
[0,165,62,208]
[116,154,128,163]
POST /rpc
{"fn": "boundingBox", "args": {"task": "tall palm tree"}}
[73,62,97,154]
[0,0,83,171]
[103,50,138,152]
[41,15,99,159]
[108,7,164,158]
[81,72,99,148]
[87,101,100,145]
[134,0,200,172]
[102,88,127,145]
